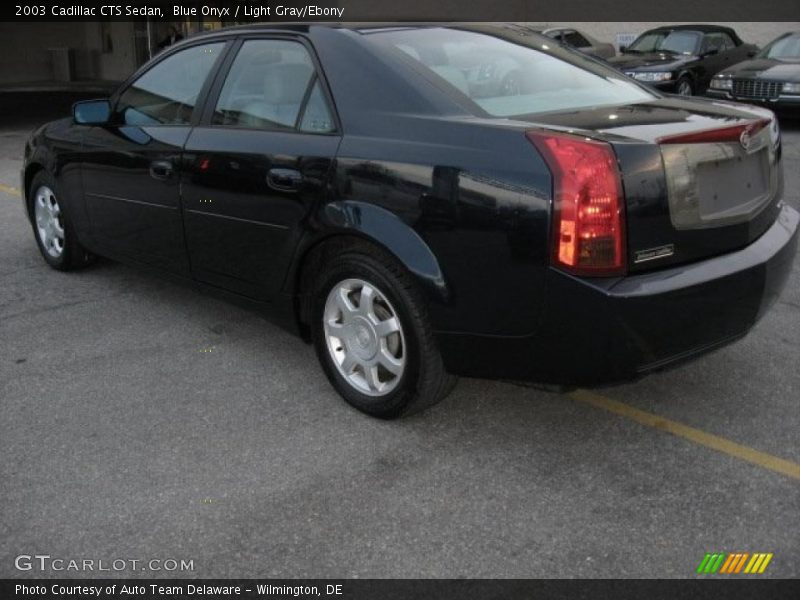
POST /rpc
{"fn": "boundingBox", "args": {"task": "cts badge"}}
[634,244,675,264]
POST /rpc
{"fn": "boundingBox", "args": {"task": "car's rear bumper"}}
[437,203,799,384]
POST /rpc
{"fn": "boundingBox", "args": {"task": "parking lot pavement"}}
[1,97,798,579]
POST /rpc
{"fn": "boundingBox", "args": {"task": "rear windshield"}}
[366,28,654,117]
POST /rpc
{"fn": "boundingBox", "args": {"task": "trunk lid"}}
[521,97,783,272]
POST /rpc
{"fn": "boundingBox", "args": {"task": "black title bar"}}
[2,0,800,22]
[3,579,800,600]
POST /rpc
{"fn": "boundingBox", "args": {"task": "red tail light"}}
[527,131,626,277]
[657,118,770,145]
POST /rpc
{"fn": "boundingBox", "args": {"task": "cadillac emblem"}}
[739,129,752,151]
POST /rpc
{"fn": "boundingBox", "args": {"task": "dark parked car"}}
[505,24,615,59]
[609,24,758,96]
[707,31,800,112]
[21,24,797,418]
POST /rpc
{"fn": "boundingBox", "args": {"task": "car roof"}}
[182,21,546,42]
[643,24,738,35]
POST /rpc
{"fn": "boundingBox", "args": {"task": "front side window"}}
[368,28,654,117]
[213,39,333,131]
[117,43,224,126]
[719,33,736,51]
[701,33,731,54]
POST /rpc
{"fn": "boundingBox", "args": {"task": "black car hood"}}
[720,58,800,82]
[609,52,692,71]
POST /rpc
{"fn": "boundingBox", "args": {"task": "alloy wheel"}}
[677,80,693,96]
[34,185,65,258]
[323,278,406,397]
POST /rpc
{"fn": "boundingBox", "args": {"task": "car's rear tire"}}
[310,242,457,419]
[28,171,94,271]
[676,76,694,96]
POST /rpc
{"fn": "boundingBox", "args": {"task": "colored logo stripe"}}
[697,552,773,574]
[745,553,774,574]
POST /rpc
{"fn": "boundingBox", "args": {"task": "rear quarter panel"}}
[305,26,555,337]
[324,117,552,337]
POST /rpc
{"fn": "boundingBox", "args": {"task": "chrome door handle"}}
[149,160,174,181]
[267,168,302,192]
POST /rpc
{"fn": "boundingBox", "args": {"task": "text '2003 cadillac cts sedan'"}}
[21,24,798,418]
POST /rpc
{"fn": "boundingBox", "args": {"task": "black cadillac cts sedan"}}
[21,24,798,418]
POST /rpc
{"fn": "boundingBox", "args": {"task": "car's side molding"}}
[310,200,449,303]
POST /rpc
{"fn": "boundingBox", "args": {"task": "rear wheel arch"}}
[291,205,450,339]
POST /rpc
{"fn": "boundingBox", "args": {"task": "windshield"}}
[628,30,701,55]
[758,34,800,60]
[366,28,655,117]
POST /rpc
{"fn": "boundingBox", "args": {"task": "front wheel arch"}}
[23,163,46,221]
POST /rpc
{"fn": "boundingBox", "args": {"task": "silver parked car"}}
[504,23,616,59]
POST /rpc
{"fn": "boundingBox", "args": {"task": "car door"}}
[80,40,228,273]
[181,37,341,300]
[697,33,727,90]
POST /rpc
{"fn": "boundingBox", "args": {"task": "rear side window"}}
[213,39,333,132]
[702,33,731,54]
[117,42,224,125]
[368,28,653,117]
[299,81,335,133]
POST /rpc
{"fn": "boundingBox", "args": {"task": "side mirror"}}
[747,50,757,58]
[619,45,627,53]
[702,48,719,57]
[73,99,111,125]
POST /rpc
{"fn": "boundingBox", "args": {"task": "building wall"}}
[0,22,137,85]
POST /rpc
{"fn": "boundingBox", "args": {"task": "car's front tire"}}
[310,242,456,419]
[28,171,93,271]
[676,76,694,96]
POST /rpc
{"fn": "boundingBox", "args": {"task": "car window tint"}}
[628,32,667,52]
[299,80,335,133]
[564,31,590,48]
[702,33,727,54]
[370,27,654,117]
[658,31,701,55]
[719,33,736,51]
[213,39,315,130]
[117,43,224,126]
[760,34,800,59]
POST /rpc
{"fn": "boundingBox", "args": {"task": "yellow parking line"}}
[569,389,800,481]
[0,182,20,196]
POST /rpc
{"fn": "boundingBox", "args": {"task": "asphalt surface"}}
[0,93,798,579]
